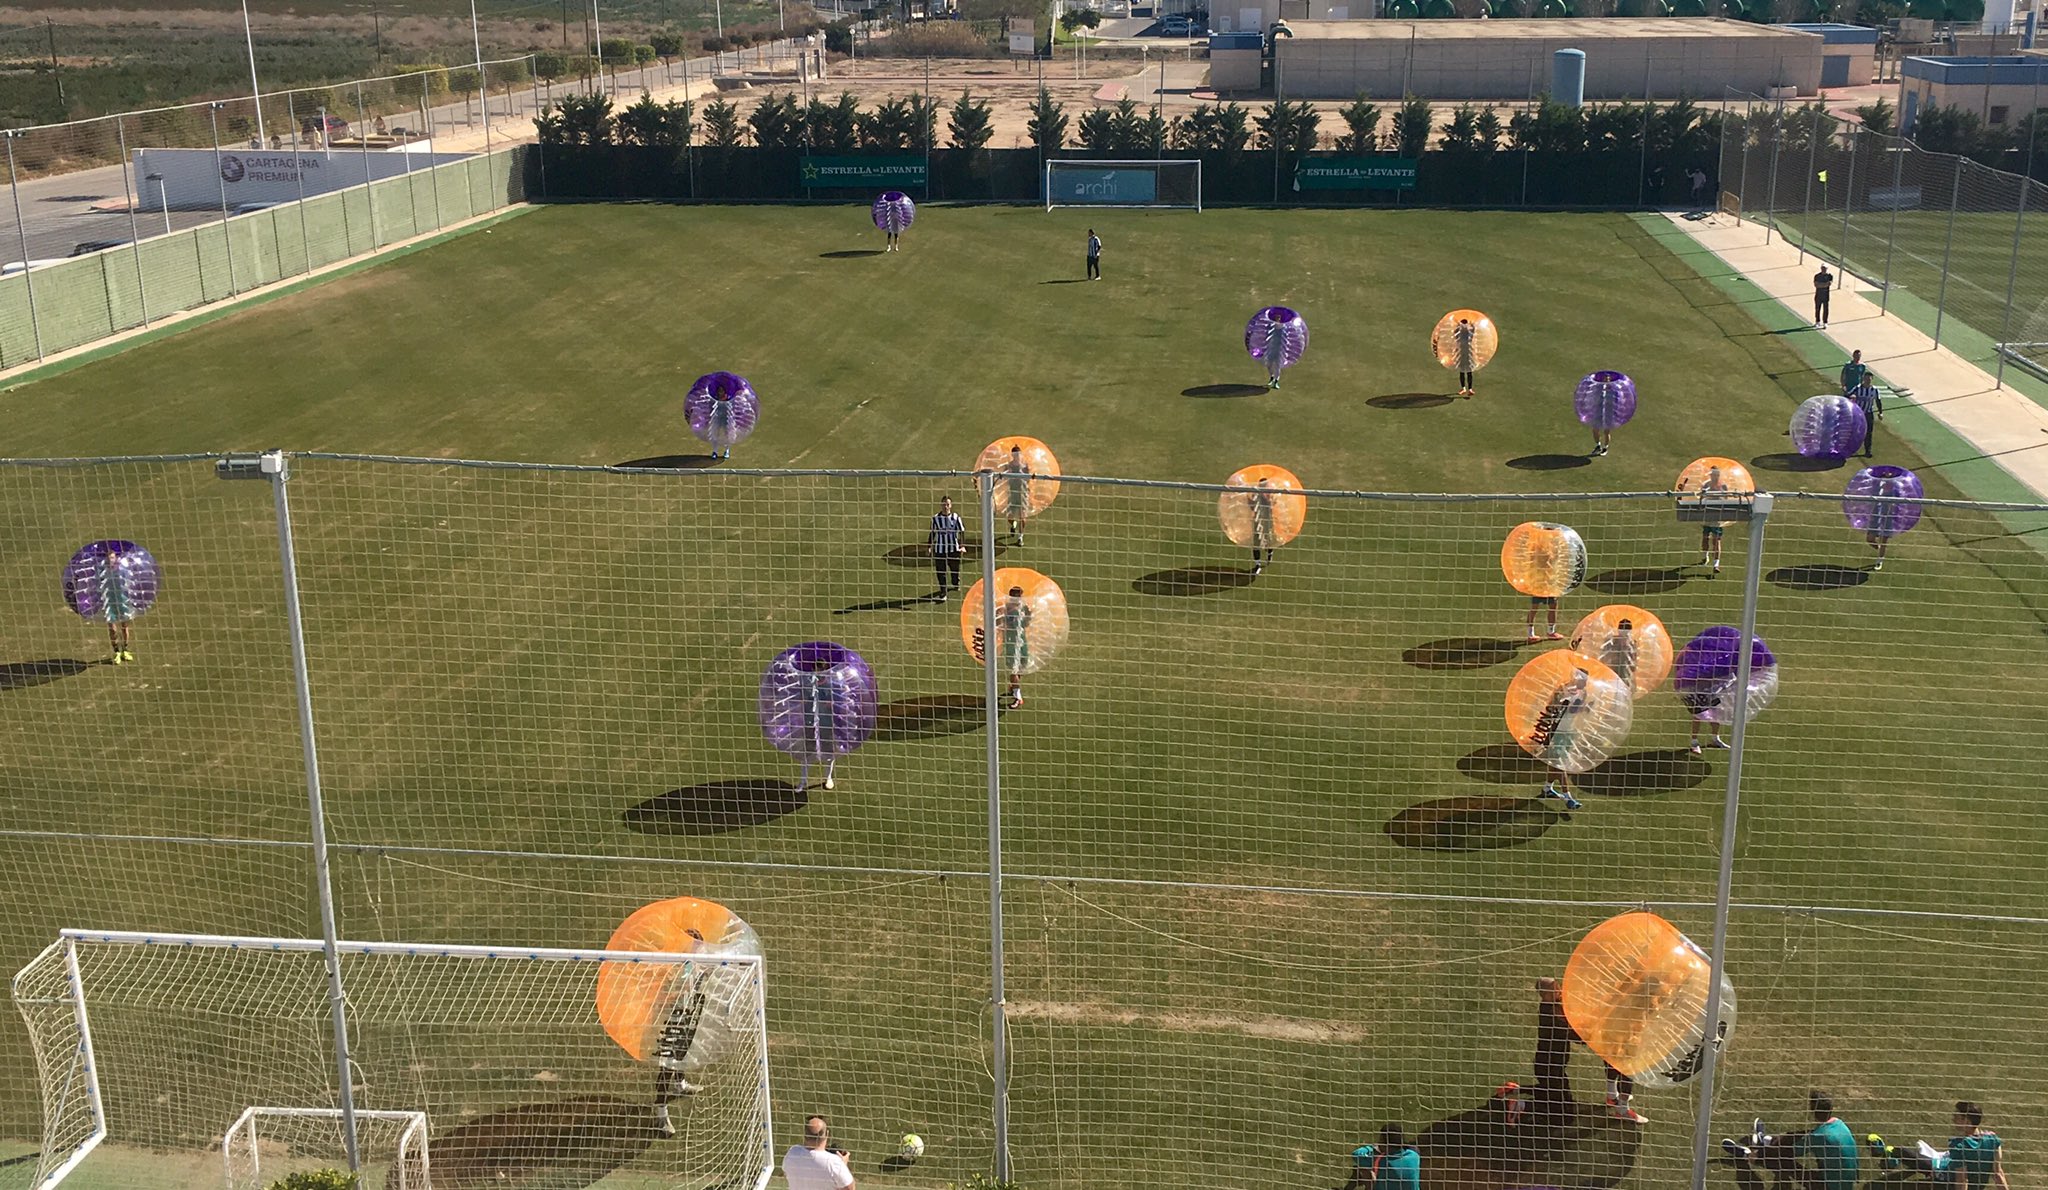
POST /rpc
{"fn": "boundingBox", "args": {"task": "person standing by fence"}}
[1813,264,1834,329]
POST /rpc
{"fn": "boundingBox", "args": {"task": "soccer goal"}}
[11,931,773,1190]
[1045,159,1202,211]
[223,1108,429,1190]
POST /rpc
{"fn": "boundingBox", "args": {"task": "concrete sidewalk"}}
[1661,210,2048,503]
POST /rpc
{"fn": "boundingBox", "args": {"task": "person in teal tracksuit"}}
[1868,1100,2009,1188]
[1344,1123,1420,1190]
[1722,1090,1859,1190]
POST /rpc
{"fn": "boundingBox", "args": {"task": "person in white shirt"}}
[783,1116,856,1190]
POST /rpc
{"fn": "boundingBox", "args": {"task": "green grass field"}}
[3,205,2048,1190]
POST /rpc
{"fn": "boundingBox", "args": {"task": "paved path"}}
[1664,210,2048,503]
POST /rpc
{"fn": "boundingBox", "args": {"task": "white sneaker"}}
[823,775,836,790]
[1712,738,1732,750]
[1689,741,1703,755]
[1917,1141,1944,1163]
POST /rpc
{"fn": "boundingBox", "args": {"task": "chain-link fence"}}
[1718,88,2048,388]
[0,59,545,373]
[2,455,2046,1190]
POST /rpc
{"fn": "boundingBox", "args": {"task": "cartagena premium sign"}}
[1294,157,1418,191]
[800,156,928,187]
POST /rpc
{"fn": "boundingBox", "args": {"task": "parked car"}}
[1158,13,1193,33]
[68,239,131,257]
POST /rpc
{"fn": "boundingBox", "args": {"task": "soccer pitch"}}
[3,205,2048,1190]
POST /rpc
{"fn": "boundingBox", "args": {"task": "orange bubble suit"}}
[1675,456,1756,529]
[1568,605,1673,698]
[1501,521,1587,598]
[975,437,1062,520]
[1430,309,1499,372]
[1504,650,1634,774]
[597,897,763,1069]
[1563,911,1738,1086]
[1218,464,1307,549]
[961,568,1069,676]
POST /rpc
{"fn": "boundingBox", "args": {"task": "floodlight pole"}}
[1879,131,1905,313]
[978,472,1013,1184]
[243,451,362,1176]
[1687,490,1773,1190]
[242,0,267,143]
[1994,172,2030,388]
[470,1,491,139]
[1932,159,1964,347]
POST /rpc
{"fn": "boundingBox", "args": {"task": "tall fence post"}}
[209,104,238,295]
[1933,159,1965,347]
[1762,100,1784,246]
[289,93,315,275]
[356,82,378,250]
[423,77,445,232]
[1837,125,1857,272]
[116,117,149,328]
[1879,134,1905,313]
[1686,490,1774,1190]
[1798,103,1822,260]
[1735,92,1752,224]
[6,132,46,363]
[1994,178,2031,387]
[255,450,363,1175]
[977,471,1012,1185]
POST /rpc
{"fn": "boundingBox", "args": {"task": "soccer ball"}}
[898,1134,926,1161]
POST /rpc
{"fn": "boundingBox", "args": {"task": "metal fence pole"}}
[1880,135,1905,313]
[1686,490,1774,1190]
[1994,178,2030,387]
[209,105,238,295]
[1798,103,1822,260]
[116,118,149,328]
[357,82,378,248]
[5,132,45,362]
[262,451,363,1176]
[977,471,1012,1185]
[424,77,445,231]
[1933,159,1965,347]
[290,93,314,275]
[1838,125,1857,272]
[1735,94,1752,222]
[1762,100,1784,246]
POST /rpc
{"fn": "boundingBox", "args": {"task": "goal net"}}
[11,931,772,1190]
[1045,159,1202,211]
[223,1108,428,1190]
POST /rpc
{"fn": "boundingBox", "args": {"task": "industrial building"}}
[1265,18,1825,100]
[1898,53,2048,133]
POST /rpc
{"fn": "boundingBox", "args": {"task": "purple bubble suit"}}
[685,372,759,453]
[1573,371,1638,430]
[1842,465,1924,538]
[1673,626,1779,725]
[62,540,160,624]
[872,191,916,235]
[1245,307,1309,373]
[1789,394,1869,458]
[760,641,879,778]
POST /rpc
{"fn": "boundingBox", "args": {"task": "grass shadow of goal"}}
[623,780,808,835]
[1131,566,1256,596]
[1385,796,1562,852]
[875,694,987,741]
[0,658,93,690]
[1766,563,1870,591]
[1402,638,1524,671]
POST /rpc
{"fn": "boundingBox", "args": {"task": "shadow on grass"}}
[1753,451,1846,473]
[421,1095,661,1190]
[1402,637,1524,671]
[1767,564,1870,591]
[1507,453,1592,471]
[0,658,93,690]
[1385,796,1561,852]
[820,249,884,259]
[615,454,719,470]
[835,595,942,614]
[623,780,807,836]
[1366,392,1455,410]
[1414,1097,1643,1190]
[1457,743,1552,785]
[875,694,986,741]
[883,537,1003,568]
[878,1155,919,1174]
[1181,383,1267,398]
[1131,565,1257,596]
[1585,567,1688,595]
[1040,278,1087,285]
[1574,749,1712,797]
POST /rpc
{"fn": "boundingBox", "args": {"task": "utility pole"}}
[372,3,384,66]
[44,17,62,109]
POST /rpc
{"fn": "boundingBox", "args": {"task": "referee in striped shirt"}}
[1848,375,1883,458]
[929,496,966,601]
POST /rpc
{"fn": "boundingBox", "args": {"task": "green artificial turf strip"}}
[2,206,2046,1190]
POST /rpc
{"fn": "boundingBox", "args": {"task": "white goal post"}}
[11,930,774,1190]
[1045,159,1203,211]
[223,1107,429,1190]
